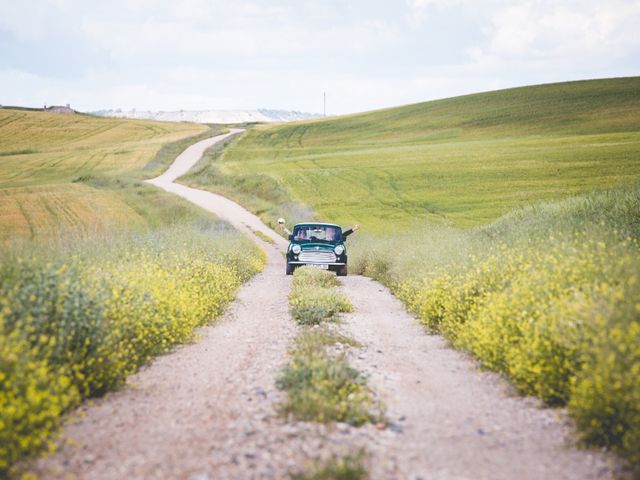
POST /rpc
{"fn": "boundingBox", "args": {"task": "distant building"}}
[44,103,75,114]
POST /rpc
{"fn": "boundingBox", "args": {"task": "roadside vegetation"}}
[0,223,263,475]
[350,185,640,469]
[138,125,225,179]
[289,269,352,325]
[212,78,640,470]
[290,450,368,480]
[251,228,276,245]
[277,268,383,426]
[0,111,260,476]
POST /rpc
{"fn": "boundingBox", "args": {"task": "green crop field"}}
[0,109,208,241]
[195,77,640,231]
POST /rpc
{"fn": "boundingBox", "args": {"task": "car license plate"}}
[310,264,329,270]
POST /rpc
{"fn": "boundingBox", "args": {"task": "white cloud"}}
[485,0,640,60]
[75,2,399,64]
[0,1,72,41]
[405,0,474,27]
[0,1,638,114]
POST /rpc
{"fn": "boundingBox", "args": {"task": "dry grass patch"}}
[0,109,210,243]
[290,450,368,480]
[0,183,143,242]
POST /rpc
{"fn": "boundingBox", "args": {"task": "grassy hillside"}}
[0,109,209,241]
[197,77,640,230]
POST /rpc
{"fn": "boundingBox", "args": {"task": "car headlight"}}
[334,245,345,255]
[292,244,301,254]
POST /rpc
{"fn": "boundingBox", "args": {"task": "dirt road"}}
[30,133,618,479]
[146,128,287,249]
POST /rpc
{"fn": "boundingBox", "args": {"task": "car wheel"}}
[336,265,348,276]
[286,263,295,275]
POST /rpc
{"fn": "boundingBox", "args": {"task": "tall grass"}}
[350,184,640,469]
[0,221,264,476]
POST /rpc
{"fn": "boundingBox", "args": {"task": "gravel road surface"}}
[28,132,619,479]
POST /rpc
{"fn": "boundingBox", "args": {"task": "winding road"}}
[30,132,618,479]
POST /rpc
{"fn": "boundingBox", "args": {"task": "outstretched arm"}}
[342,224,360,239]
[278,218,291,235]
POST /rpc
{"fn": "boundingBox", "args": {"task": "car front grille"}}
[299,251,337,263]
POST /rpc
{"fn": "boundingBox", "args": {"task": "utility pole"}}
[323,92,326,117]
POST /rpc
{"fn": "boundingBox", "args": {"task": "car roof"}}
[293,222,341,228]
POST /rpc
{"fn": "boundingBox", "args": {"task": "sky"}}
[1,0,639,115]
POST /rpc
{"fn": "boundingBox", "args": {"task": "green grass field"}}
[197,77,640,231]
[0,109,210,241]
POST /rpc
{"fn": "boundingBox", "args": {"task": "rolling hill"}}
[0,109,208,241]
[202,77,640,230]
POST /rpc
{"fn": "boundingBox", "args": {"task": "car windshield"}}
[292,225,342,243]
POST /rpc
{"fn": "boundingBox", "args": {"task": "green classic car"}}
[285,222,351,276]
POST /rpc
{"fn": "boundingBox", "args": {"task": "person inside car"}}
[278,218,359,240]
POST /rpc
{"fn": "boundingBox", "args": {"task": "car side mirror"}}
[288,234,293,241]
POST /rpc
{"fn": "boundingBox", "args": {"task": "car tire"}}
[336,265,348,276]
[286,263,295,275]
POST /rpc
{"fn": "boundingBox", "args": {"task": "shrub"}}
[569,281,640,469]
[0,224,263,475]
[290,450,368,480]
[289,268,351,325]
[278,269,382,426]
[276,328,381,426]
[351,185,640,467]
[0,332,79,472]
[292,267,341,289]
